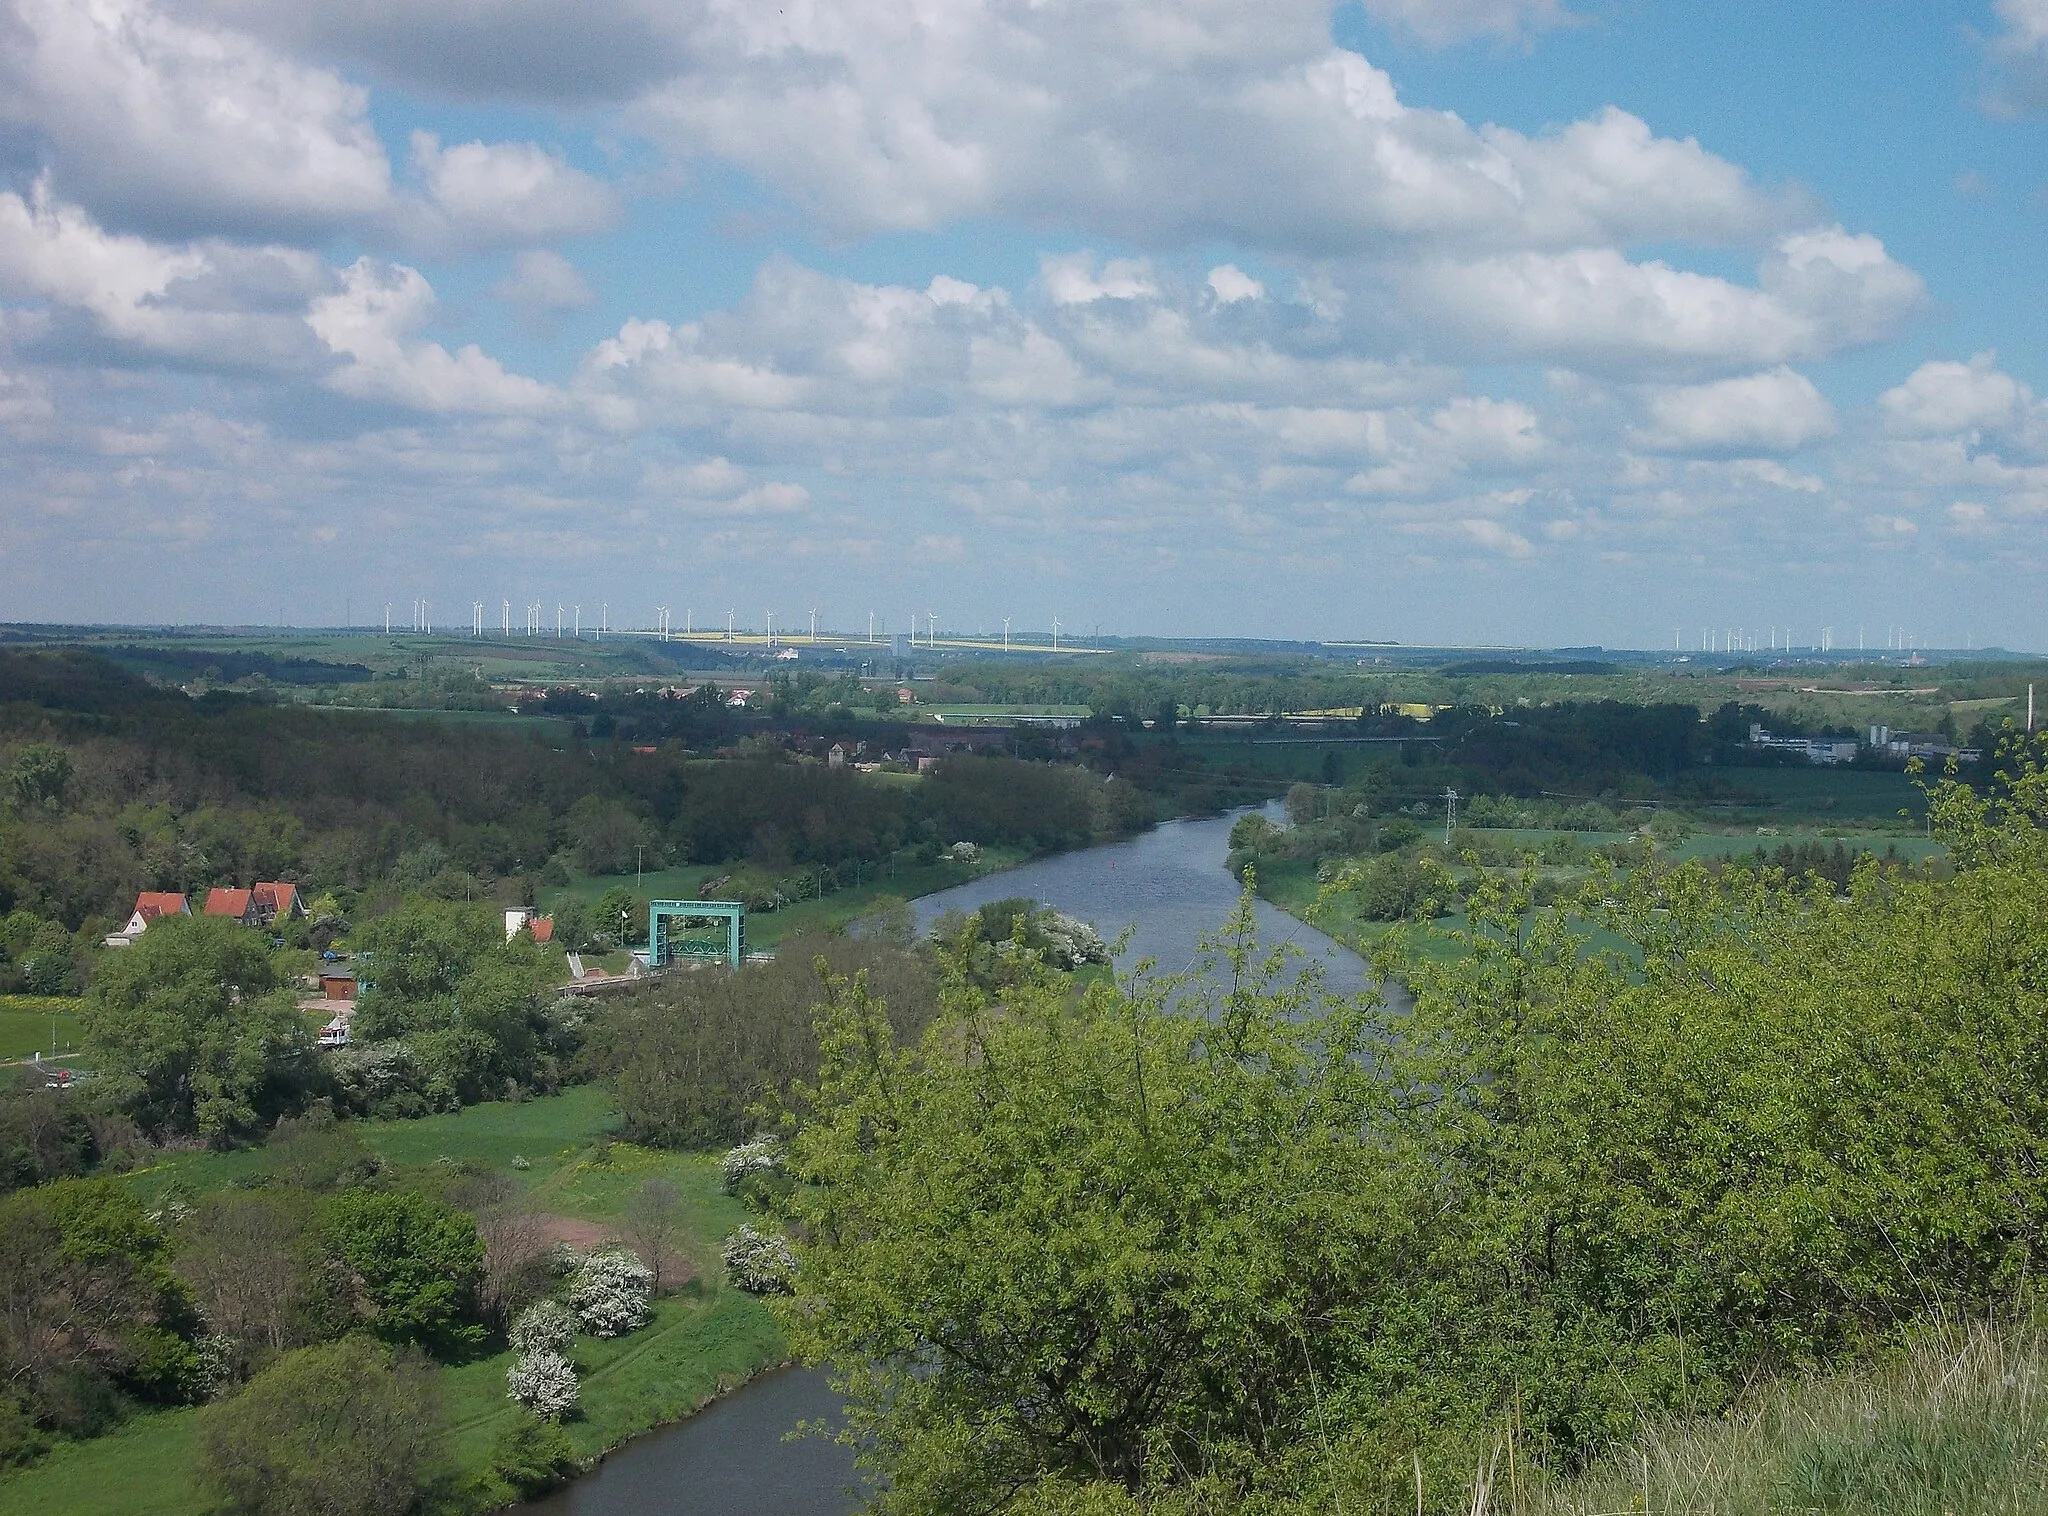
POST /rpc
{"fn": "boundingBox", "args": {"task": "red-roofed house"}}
[530,916,555,944]
[105,891,190,947]
[204,888,261,925]
[252,883,304,924]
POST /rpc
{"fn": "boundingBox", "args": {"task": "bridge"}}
[648,900,746,969]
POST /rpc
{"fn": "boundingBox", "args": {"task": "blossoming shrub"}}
[721,1224,797,1294]
[506,1348,579,1420]
[509,1299,576,1357]
[566,1246,652,1337]
[720,1135,786,1194]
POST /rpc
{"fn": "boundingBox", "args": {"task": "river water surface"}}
[520,804,1371,1515]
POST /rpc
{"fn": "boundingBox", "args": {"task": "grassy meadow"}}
[0,995,83,1061]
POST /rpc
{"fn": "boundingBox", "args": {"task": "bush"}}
[508,1299,577,1357]
[721,1224,797,1294]
[566,1246,652,1337]
[720,1135,786,1194]
[506,1347,579,1420]
[489,1415,580,1497]
[195,1337,440,1516]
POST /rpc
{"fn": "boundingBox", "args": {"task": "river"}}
[520,804,1371,1516]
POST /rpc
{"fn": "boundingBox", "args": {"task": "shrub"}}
[508,1299,577,1357]
[489,1415,580,1496]
[195,1337,439,1516]
[720,1135,786,1194]
[721,1223,797,1294]
[506,1348,579,1420]
[566,1246,652,1337]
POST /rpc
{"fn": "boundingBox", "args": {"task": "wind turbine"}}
[574,605,581,638]
[1004,617,1011,652]
[927,610,936,647]
[1052,616,1061,651]
[766,611,774,648]
[867,611,875,643]
[385,603,392,635]
[810,608,819,643]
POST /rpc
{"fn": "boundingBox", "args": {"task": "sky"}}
[2,1,2047,649]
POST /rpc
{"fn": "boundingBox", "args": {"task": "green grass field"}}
[0,996,83,1061]
[2,1086,792,1516]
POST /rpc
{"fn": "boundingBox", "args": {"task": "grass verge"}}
[1526,1321,2048,1516]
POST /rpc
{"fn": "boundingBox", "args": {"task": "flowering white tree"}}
[721,1135,786,1194]
[567,1246,652,1337]
[507,1348,579,1420]
[509,1299,577,1357]
[722,1224,798,1294]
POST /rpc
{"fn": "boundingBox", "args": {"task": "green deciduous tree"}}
[82,915,311,1139]
[319,1188,485,1358]
[195,1337,441,1516]
[778,908,1417,1510]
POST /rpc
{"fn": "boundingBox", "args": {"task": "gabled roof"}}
[253,882,303,917]
[203,888,255,918]
[133,892,190,921]
[530,917,555,944]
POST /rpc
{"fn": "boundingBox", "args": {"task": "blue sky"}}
[2,0,2046,649]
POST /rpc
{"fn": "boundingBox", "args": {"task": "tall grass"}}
[1515,1322,2048,1516]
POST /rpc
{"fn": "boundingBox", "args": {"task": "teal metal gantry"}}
[648,900,746,969]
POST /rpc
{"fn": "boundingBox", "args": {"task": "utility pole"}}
[1443,787,1458,845]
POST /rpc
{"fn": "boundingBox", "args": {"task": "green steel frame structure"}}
[648,900,746,969]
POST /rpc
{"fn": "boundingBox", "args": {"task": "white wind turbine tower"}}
[574,605,581,638]
[1052,616,1061,651]
[810,608,819,642]
[867,612,875,643]
[766,611,774,648]
[501,600,510,636]
[927,610,937,647]
[727,610,734,643]
[1004,617,1011,652]
[471,602,483,637]
[556,604,564,638]
[385,604,392,635]
[599,603,607,640]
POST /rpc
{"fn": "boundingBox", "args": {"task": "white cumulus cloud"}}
[308,258,557,414]
[0,0,393,240]
[1638,368,1838,455]
[409,132,621,251]
[1358,0,1571,46]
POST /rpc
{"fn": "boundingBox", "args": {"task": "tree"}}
[5,744,72,812]
[81,915,311,1139]
[195,1337,441,1516]
[320,1189,485,1358]
[622,1178,685,1293]
[777,904,1409,1510]
[0,1179,200,1445]
[175,1191,327,1367]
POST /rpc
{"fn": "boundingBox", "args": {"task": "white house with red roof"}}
[105,891,190,947]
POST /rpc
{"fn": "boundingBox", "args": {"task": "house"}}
[828,743,847,768]
[503,908,557,944]
[104,892,190,947]
[203,887,262,925]
[317,973,357,1001]
[252,883,305,923]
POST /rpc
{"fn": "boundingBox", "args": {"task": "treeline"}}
[767,745,2048,1514]
[0,649,1151,950]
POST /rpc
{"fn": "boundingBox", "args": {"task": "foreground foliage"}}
[777,738,2048,1514]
